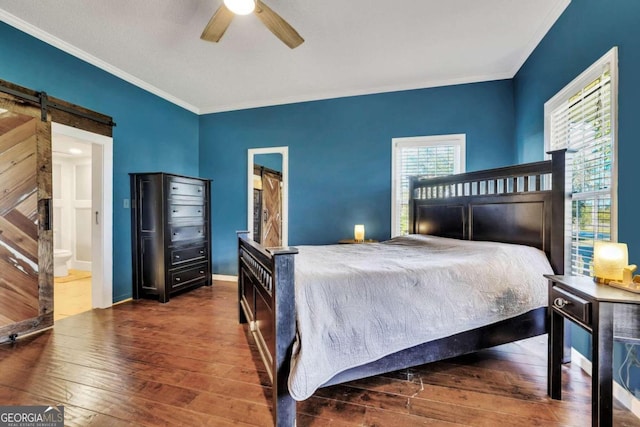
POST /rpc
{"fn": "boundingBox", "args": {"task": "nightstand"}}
[338,239,378,244]
[546,274,640,427]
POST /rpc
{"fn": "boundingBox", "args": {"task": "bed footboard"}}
[237,231,298,426]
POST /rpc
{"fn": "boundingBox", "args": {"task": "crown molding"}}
[0,10,200,114]
[1,4,557,116]
[199,71,513,114]
[509,0,571,76]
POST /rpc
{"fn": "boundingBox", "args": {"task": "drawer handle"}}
[172,186,178,190]
[175,277,181,282]
[175,255,180,259]
[197,210,202,214]
[199,250,204,254]
[199,270,204,274]
[553,297,571,309]
[173,210,178,213]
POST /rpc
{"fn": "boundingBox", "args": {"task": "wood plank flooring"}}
[0,280,639,426]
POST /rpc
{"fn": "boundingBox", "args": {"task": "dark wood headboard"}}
[409,150,570,275]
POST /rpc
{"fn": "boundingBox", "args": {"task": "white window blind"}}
[545,48,617,277]
[391,135,465,236]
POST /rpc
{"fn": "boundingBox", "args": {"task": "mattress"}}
[288,234,553,400]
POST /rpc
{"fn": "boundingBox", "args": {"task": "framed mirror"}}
[247,147,288,247]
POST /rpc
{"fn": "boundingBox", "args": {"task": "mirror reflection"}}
[252,153,283,247]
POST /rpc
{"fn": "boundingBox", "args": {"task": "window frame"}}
[391,134,466,237]
[543,47,619,275]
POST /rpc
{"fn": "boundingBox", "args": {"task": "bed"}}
[237,149,570,426]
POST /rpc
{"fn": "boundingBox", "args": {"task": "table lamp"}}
[593,241,640,293]
[354,224,365,242]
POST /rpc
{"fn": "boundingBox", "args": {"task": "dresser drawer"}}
[169,179,204,198]
[551,286,591,326]
[169,262,209,290]
[169,204,205,220]
[170,244,207,266]
[170,224,205,243]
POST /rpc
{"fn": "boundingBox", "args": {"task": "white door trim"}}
[52,123,113,309]
[247,147,288,246]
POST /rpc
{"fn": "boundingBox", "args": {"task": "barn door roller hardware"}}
[0,82,115,127]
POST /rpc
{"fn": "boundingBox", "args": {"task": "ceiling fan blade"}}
[200,4,235,42]
[254,0,304,49]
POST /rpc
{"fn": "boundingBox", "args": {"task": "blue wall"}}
[0,22,200,302]
[254,153,282,172]
[514,0,640,396]
[200,80,516,275]
[0,21,517,297]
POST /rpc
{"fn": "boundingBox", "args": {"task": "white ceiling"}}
[0,0,569,114]
[52,133,92,159]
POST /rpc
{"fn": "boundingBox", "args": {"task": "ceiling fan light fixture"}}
[224,0,255,15]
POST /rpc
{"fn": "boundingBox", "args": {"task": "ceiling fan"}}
[201,0,304,49]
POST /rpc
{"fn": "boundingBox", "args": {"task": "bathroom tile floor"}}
[53,270,92,321]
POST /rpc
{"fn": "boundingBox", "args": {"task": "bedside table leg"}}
[562,319,572,363]
[592,302,614,427]
[548,308,564,399]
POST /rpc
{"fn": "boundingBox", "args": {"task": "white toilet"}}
[54,249,73,277]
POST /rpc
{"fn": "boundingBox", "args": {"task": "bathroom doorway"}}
[52,133,92,319]
[52,123,113,320]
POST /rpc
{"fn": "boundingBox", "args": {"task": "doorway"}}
[52,123,113,314]
[0,80,114,342]
[52,134,92,320]
[247,147,288,247]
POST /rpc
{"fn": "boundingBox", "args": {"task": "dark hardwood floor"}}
[0,280,638,426]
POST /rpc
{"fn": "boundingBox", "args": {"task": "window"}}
[391,134,466,236]
[545,47,618,277]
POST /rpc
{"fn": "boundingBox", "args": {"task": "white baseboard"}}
[571,348,640,419]
[212,274,237,282]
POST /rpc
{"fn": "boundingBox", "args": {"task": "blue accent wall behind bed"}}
[513,0,640,397]
[199,80,516,275]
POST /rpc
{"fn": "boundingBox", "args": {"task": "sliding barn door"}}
[0,93,53,343]
[261,170,282,247]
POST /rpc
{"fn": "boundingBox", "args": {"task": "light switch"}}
[123,198,130,209]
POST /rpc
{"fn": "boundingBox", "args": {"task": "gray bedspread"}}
[288,235,553,400]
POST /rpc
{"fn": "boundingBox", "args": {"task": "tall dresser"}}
[130,173,212,303]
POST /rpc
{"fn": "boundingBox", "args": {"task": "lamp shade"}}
[354,225,365,242]
[224,0,255,15]
[593,241,628,282]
